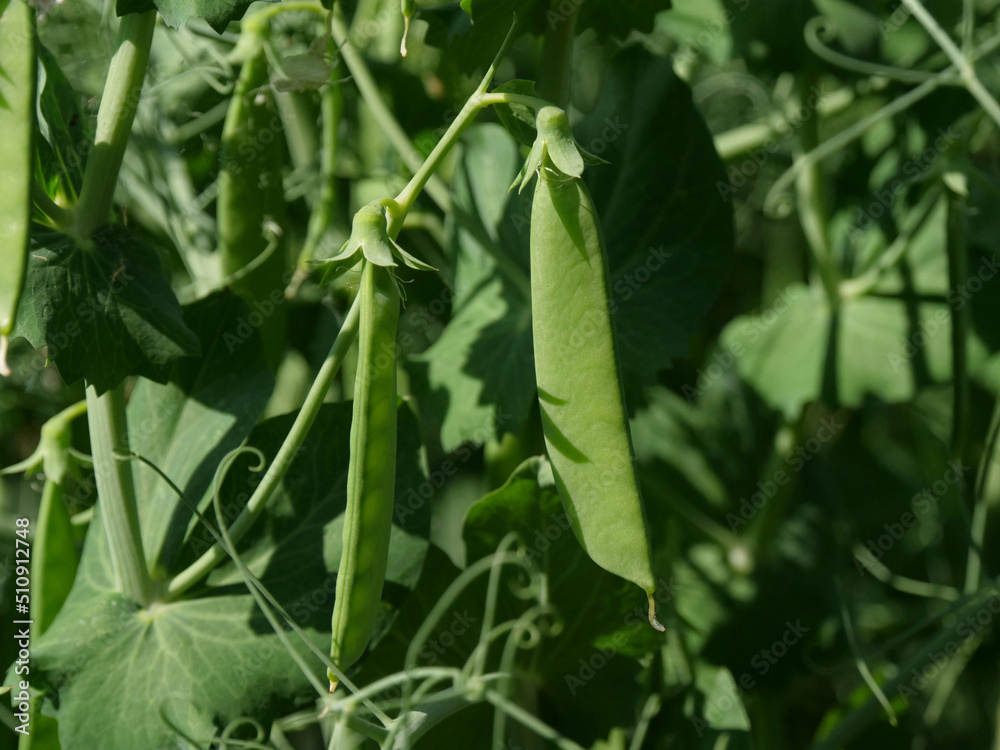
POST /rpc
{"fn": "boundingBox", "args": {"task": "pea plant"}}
[4,0,1000,748]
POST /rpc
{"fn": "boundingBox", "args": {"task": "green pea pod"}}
[218,34,287,368]
[329,259,400,686]
[530,154,663,631]
[0,0,36,371]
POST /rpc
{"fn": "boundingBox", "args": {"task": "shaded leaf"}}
[127,291,274,578]
[13,225,200,393]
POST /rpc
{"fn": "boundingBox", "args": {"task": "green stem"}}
[392,71,550,221]
[795,76,841,310]
[764,67,955,216]
[839,187,941,300]
[74,11,156,240]
[391,90,487,223]
[293,59,345,289]
[748,421,804,556]
[537,0,578,109]
[484,689,586,750]
[714,86,857,161]
[963,0,975,52]
[805,17,939,84]
[329,3,451,211]
[86,383,153,605]
[971,401,1000,595]
[945,178,987,595]
[477,92,551,110]
[166,294,362,598]
[900,0,1000,127]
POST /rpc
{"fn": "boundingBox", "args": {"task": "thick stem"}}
[75,11,156,240]
[86,383,153,605]
[537,0,578,110]
[166,294,362,598]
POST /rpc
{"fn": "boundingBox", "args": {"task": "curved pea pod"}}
[0,0,36,374]
[529,148,663,630]
[218,34,288,368]
[329,259,401,686]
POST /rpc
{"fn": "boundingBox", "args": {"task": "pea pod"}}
[0,0,36,373]
[218,30,287,368]
[329,258,401,686]
[527,108,662,629]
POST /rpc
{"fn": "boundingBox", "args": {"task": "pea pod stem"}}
[166,294,362,599]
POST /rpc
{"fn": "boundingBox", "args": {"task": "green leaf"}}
[722,197,958,416]
[126,292,275,579]
[147,0,255,33]
[409,278,534,452]
[409,124,533,451]
[576,47,734,402]
[13,225,200,393]
[20,400,429,750]
[721,283,953,417]
[684,664,754,750]
[492,79,540,147]
[0,0,35,339]
[20,513,321,750]
[36,42,88,200]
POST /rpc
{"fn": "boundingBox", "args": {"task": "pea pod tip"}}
[647,592,665,632]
